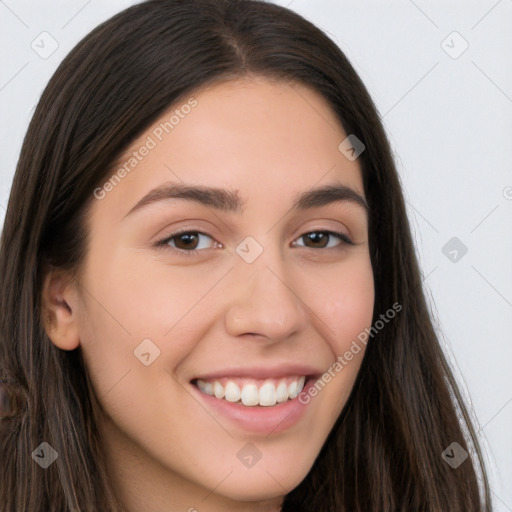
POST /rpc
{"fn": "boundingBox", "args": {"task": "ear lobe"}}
[41,270,81,351]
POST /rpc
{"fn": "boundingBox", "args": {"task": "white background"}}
[0,0,511,509]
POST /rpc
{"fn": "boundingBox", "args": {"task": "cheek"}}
[74,251,228,437]
[78,248,215,355]
[308,257,374,408]
[308,255,374,354]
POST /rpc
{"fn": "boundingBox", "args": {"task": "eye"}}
[155,230,217,255]
[154,228,353,256]
[292,230,353,250]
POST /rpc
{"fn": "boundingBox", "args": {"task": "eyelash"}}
[154,228,354,257]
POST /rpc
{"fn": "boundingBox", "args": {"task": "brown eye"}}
[173,232,200,250]
[294,230,353,249]
[156,230,217,254]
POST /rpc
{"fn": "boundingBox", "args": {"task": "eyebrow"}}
[123,181,369,219]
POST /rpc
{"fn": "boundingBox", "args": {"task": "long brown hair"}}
[0,0,492,510]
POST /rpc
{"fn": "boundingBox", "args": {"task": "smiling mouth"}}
[191,375,310,407]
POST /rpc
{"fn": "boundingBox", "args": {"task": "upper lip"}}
[190,364,324,382]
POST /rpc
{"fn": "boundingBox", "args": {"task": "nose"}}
[223,243,308,343]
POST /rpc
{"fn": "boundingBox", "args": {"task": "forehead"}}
[92,76,365,221]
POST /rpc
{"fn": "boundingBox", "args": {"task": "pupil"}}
[177,233,197,249]
[307,232,327,248]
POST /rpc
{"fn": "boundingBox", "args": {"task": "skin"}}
[42,76,374,512]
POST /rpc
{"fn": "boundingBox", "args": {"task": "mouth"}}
[187,365,322,434]
[191,375,312,407]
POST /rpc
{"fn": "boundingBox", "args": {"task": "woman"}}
[0,0,492,510]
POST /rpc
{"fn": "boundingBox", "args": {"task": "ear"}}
[41,268,81,351]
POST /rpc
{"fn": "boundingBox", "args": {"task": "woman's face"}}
[60,77,374,510]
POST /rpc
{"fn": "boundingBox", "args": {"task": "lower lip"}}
[189,378,316,435]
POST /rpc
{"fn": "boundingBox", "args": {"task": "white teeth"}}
[259,382,277,406]
[195,376,307,407]
[197,380,213,395]
[288,380,298,399]
[276,381,288,403]
[224,381,241,403]
[241,384,259,406]
[213,381,225,399]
